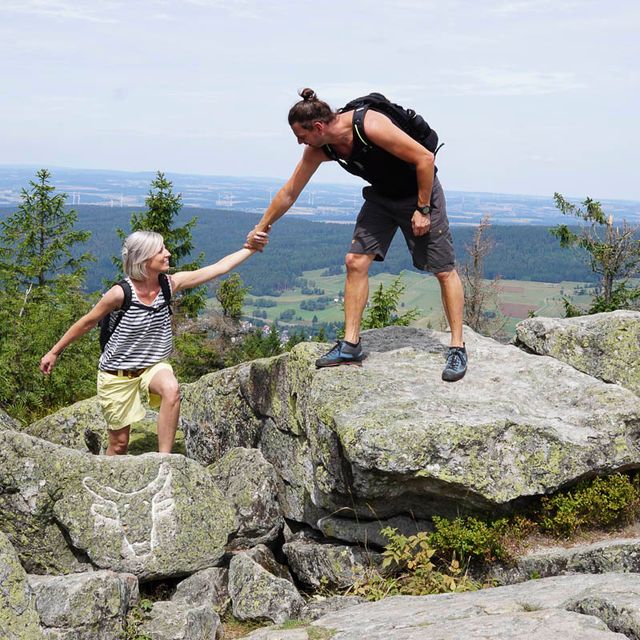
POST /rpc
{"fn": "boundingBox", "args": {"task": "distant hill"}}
[1,165,639,227]
[0,204,596,295]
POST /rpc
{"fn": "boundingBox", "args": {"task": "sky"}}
[0,0,638,201]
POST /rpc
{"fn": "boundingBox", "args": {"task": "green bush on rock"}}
[539,472,640,536]
[428,514,536,564]
[346,527,477,600]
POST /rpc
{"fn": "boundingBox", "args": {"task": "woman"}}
[40,229,268,455]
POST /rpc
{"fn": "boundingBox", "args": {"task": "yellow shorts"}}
[97,362,173,430]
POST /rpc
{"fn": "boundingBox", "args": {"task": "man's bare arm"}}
[363,110,435,206]
[363,110,435,236]
[246,146,327,247]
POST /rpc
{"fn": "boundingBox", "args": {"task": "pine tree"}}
[0,170,98,422]
[0,169,93,293]
[216,272,249,320]
[361,276,418,330]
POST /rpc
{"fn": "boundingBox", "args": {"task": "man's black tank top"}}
[322,109,424,198]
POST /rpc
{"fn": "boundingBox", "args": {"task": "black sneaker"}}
[315,340,364,368]
[442,345,467,382]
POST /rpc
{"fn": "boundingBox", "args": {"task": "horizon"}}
[1,163,639,207]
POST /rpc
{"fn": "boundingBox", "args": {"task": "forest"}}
[0,204,596,296]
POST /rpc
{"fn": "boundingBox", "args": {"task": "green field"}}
[241,269,595,338]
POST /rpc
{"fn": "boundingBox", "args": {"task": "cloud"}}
[0,0,120,23]
[529,154,559,164]
[490,0,583,14]
[435,67,587,96]
[171,0,278,20]
[312,83,427,106]
[101,125,280,141]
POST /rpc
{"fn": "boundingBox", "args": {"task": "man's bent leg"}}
[148,368,180,454]
[315,253,373,368]
[107,426,130,456]
[344,253,375,343]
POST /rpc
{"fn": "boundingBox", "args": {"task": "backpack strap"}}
[117,279,132,311]
[351,106,374,152]
[158,273,173,315]
[99,279,132,351]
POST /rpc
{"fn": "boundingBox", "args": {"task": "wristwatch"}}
[417,204,432,216]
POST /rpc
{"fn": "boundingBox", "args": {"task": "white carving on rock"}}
[83,463,175,560]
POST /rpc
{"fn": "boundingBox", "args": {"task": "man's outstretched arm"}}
[246,146,326,249]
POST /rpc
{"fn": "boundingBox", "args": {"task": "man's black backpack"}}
[338,92,441,156]
[98,273,172,352]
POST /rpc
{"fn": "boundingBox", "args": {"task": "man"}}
[246,88,467,382]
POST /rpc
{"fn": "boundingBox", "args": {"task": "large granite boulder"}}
[283,535,384,589]
[172,567,229,615]
[242,544,295,583]
[243,572,640,639]
[27,570,138,639]
[0,429,236,580]
[208,447,283,550]
[0,531,44,640]
[228,551,304,624]
[24,396,107,454]
[515,310,640,395]
[182,326,640,532]
[180,366,263,462]
[138,600,221,640]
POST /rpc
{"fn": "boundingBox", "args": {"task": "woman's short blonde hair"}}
[122,231,164,280]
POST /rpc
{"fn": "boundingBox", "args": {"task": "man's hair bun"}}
[299,88,317,101]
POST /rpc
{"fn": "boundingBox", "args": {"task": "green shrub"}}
[346,527,476,600]
[428,516,512,562]
[539,472,640,536]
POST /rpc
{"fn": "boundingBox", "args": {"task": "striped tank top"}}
[98,277,173,370]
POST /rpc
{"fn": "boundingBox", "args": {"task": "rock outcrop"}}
[243,573,640,639]
[515,310,640,395]
[4,318,640,638]
[27,570,138,639]
[0,531,43,640]
[0,429,236,580]
[182,327,640,533]
[208,447,283,550]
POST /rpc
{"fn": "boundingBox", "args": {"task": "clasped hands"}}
[245,226,271,251]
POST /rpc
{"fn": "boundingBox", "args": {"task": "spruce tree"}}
[0,168,93,291]
[0,169,98,422]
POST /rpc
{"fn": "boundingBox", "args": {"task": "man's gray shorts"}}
[349,176,455,273]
